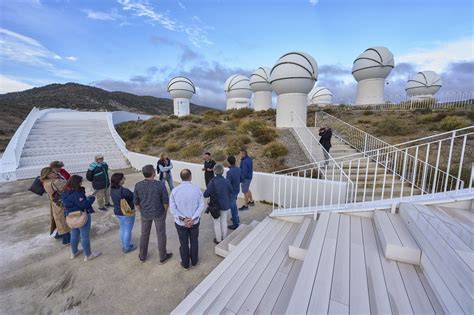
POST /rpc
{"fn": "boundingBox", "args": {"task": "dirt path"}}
[0,170,272,314]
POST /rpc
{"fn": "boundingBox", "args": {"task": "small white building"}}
[308,87,332,106]
[352,46,394,105]
[405,71,442,100]
[167,76,195,117]
[250,67,273,111]
[224,74,252,110]
[270,51,318,128]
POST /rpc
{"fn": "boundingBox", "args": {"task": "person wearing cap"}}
[50,161,71,180]
[40,167,70,246]
[86,155,111,211]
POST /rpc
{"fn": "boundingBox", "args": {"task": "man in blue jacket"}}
[86,155,111,211]
[226,156,241,230]
[239,148,255,211]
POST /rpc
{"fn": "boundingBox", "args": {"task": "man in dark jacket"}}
[319,126,332,164]
[238,148,254,211]
[202,152,216,187]
[226,156,241,230]
[86,155,111,211]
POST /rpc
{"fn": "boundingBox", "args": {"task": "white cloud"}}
[0,75,34,94]
[66,56,78,61]
[398,37,474,72]
[83,8,123,21]
[309,0,319,6]
[178,1,186,9]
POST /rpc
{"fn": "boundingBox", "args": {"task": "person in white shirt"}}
[169,169,205,270]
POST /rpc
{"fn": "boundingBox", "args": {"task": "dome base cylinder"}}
[173,98,190,117]
[276,93,308,128]
[227,98,250,110]
[355,78,385,105]
[253,91,272,111]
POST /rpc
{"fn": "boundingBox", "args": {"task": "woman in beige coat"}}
[41,167,70,245]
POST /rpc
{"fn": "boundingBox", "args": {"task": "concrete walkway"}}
[0,169,271,314]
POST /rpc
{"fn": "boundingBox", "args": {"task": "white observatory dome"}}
[167,76,195,99]
[270,51,318,95]
[352,46,394,82]
[224,74,253,99]
[405,71,442,96]
[308,87,332,105]
[249,67,272,92]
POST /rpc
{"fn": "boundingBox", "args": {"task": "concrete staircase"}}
[15,111,129,180]
[215,221,260,257]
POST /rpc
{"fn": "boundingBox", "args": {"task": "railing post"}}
[363,133,368,155]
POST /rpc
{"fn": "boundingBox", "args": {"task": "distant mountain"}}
[0,82,215,151]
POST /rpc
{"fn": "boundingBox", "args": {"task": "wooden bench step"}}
[228,221,259,252]
[289,216,313,261]
[374,210,421,265]
[215,224,248,258]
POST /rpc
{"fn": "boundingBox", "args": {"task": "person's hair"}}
[40,167,55,180]
[159,153,167,160]
[180,169,192,181]
[142,164,155,178]
[204,152,211,156]
[227,155,236,166]
[213,163,224,176]
[111,173,124,189]
[64,175,83,191]
[240,147,248,155]
[49,161,64,169]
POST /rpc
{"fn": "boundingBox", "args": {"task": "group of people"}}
[38,148,256,270]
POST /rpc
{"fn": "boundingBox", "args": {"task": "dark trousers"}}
[140,215,167,261]
[175,222,200,268]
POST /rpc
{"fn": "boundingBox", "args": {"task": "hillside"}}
[0,83,213,151]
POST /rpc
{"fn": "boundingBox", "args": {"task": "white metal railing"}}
[272,126,473,216]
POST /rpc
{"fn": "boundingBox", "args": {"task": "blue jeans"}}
[161,174,174,191]
[117,215,135,251]
[230,193,239,225]
[71,213,92,257]
[61,232,71,245]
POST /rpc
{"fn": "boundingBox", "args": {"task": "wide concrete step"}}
[19,151,125,167]
[21,145,123,157]
[228,221,259,252]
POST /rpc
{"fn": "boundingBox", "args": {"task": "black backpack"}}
[29,177,45,196]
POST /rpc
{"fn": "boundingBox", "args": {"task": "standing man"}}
[319,126,332,164]
[169,169,204,270]
[202,152,216,187]
[134,165,173,264]
[226,156,241,230]
[238,148,255,211]
[86,154,111,211]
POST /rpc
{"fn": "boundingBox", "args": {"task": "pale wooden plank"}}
[349,216,371,314]
[215,223,248,257]
[197,220,288,314]
[288,217,312,261]
[269,261,303,314]
[170,291,201,315]
[228,224,254,251]
[328,299,349,315]
[388,213,419,249]
[307,213,340,313]
[360,217,392,314]
[375,220,414,314]
[285,212,331,314]
[415,266,445,314]
[330,214,350,306]
[398,262,435,314]
[431,207,473,250]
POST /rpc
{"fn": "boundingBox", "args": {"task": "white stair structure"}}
[0,108,149,181]
[215,221,260,258]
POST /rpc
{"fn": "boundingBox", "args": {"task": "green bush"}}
[225,143,241,156]
[323,108,336,115]
[228,135,251,147]
[231,108,254,118]
[417,112,447,123]
[375,117,410,136]
[165,142,181,152]
[413,108,432,114]
[263,141,288,158]
[213,150,226,162]
[238,119,266,134]
[202,126,227,141]
[180,143,203,158]
[439,116,471,131]
[358,119,371,124]
[363,110,374,115]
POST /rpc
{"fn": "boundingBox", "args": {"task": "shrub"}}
[263,141,288,158]
[413,108,432,114]
[439,116,471,131]
[225,143,241,156]
[180,143,203,158]
[145,122,179,136]
[169,115,178,119]
[363,110,374,115]
[238,119,266,134]
[213,150,226,162]
[417,112,447,123]
[231,108,254,118]
[358,119,371,124]
[202,126,227,141]
[228,135,251,147]
[375,117,410,136]
[165,142,181,152]
[323,108,336,115]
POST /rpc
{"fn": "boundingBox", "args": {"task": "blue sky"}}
[0,0,473,108]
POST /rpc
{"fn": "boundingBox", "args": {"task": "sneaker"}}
[159,253,173,264]
[181,262,189,270]
[98,207,107,211]
[139,256,146,263]
[105,203,113,207]
[123,244,137,253]
[70,249,83,259]
[228,224,239,230]
[248,201,255,206]
[238,205,249,211]
[84,252,102,262]
[191,260,199,267]
[213,238,220,245]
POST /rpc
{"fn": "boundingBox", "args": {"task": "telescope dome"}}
[167,76,195,99]
[308,86,332,105]
[250,67,272,92]
[352,46,394,82]
[224,74,252,99]
[405,71,442,96]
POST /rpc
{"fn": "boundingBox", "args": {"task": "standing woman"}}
[50,161,71,180]
[203,164,233,244]
[157,153,174,191]
[62,175,101,262]
[41,167,70,245]
[110,173,137,253]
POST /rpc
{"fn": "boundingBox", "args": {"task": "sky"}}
[0,0,473,109]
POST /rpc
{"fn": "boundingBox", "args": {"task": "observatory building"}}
[224,74,253,110]
[405,71,442,100]
[167,76,195,117]
[249,67,273,111]
[270,51,318,128]
[352,46,394,105]
[308,86,332,106]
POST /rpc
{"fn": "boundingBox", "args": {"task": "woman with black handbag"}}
[203,164,233,244]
